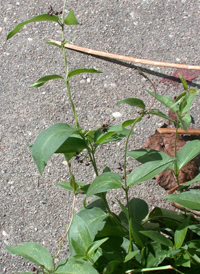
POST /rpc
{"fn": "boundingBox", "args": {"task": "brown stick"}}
[157,128,200,135]
[50,39,200,70]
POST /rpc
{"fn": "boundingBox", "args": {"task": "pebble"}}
[2,231,9,238]
[87,78,91,83]
[0,27,2,33]
[62,161,68,166]
[80,79,86,84]
[112,112,122,118]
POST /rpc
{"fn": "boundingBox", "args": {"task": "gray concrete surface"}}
[1,0,200,272]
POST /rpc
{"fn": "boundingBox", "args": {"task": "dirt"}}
[1,0,200,273]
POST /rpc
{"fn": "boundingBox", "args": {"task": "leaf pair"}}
[7,10,79,40]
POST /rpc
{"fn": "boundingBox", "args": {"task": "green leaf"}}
[103,260,120,274]
[143,242,173,268]
[129,198,149,223]
[189,87,199,95]
[175,250,191,267]
[182,92,197,113]
[127,158,175,186]
[180,174,200,190]
[55,181,89,194]
[116,98,146,110]
[94,124,135,145]
[68,212,93,256]
[31,123,79,174]
[45,41,61,48]
[130,218,147,247]
[87,238,108,257]
[122,118,142,128]
[29,75,63,88]
[174,216,190,249]
[97,215,126,238]
[7,14,59,40]
[124,250,140,262]
[128,149,171,163]
[140,231,173,247]
[55,258,98,274]
[148,109,179,126]
[64,10,79,25]
[55,134,87,154]
[103,166,111,173]
[176,140,200,170]
[68,68,102,79]
[78,207,108,240]
[164,190,200,211]
[188,224,200,236]
[176,111,191,131]
[178,73,188,90]
[86,172,123,198]
[145,90,179,112]
[6,242,54,271]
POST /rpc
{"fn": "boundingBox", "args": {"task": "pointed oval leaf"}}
[180,174,200,190]
[31,123,80,174]
[189,87,199,95]
[174,216,190,249]
[129,198,149,223]
[87,238,109,256]
[55,181,89,194]
[128,149,171,163]
[55,258,98,274]
[124,250,140,263]
[86,172,123,198]
[176,111,191,131]
[68,68,102,79]
[6,242,54,271]
[145,90,179,112]
[127,158,175,186]
[116,98,146,110]
[45,41,61,48]
[176,140,200,170]
[148,110,179,126]
[182,92,197,113]
[178,73,188,90]
[78,207,108,240]
[122,118,142,128]
[140,231,173,247]
[94,124,135,145]
[164,190,200,211]
[64,10,79,25]
[55,134,87,154]
[68,212,93,256]
[7,14,59,40]
[29,75,63,88]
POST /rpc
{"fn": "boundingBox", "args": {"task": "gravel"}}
[1,0,200,272]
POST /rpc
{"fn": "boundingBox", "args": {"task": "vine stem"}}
[53,194,76,261]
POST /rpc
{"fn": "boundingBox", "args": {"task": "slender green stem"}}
[123,114,143,190]
[53,193,76,260]
[123,114,143,252]
[174,123,181,191]
[66,82,80,128]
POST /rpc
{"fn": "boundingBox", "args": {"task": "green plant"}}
[6,1,200,273]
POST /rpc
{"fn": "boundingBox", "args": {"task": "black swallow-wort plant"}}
[6,1,200,273]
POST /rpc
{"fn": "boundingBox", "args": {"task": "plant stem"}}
[123,114,143,251]
[174,123,181,191]
[60,1,80,129]
[53,193,76,261]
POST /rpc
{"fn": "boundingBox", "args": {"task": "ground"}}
[1,0,200,272]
